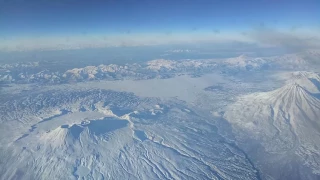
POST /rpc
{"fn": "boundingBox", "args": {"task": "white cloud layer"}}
[0,27,319,52]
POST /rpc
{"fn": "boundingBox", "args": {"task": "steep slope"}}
[224,71,320,179]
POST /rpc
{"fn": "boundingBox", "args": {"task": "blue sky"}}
[0,0,319,51]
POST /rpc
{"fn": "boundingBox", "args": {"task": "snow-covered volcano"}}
[224,71,320,179]
[0,89,260,180]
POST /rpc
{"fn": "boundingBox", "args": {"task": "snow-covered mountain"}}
[1,51,316,84]
[0,89,260,180]
[224,54,268,70]
[224,71,320,179]
[222,53,312,72]
[268,54,310,70]
[1,50,320,179]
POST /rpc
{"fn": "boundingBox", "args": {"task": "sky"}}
[0,0,319,51]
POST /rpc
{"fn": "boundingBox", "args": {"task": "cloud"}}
[0,32,247,52]
[247,27,320,52]
[4,27,318,53]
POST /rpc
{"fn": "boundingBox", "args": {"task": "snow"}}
[146,59,176,70]
[1,50,320,179]
[74,166,91,178]
[224,71,320,178]
[2,51,317,84]
[224,54,267,69]
[0,74,262,180]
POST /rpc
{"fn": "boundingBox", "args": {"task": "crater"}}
[68,125,84,139]
[84,119,128,136]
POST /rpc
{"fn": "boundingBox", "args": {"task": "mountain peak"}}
[284,71,320,93]
[224,71,320,175]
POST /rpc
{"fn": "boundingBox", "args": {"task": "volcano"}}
[224,71,320,179]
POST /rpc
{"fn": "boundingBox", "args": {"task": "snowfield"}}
[1,52,320,180]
